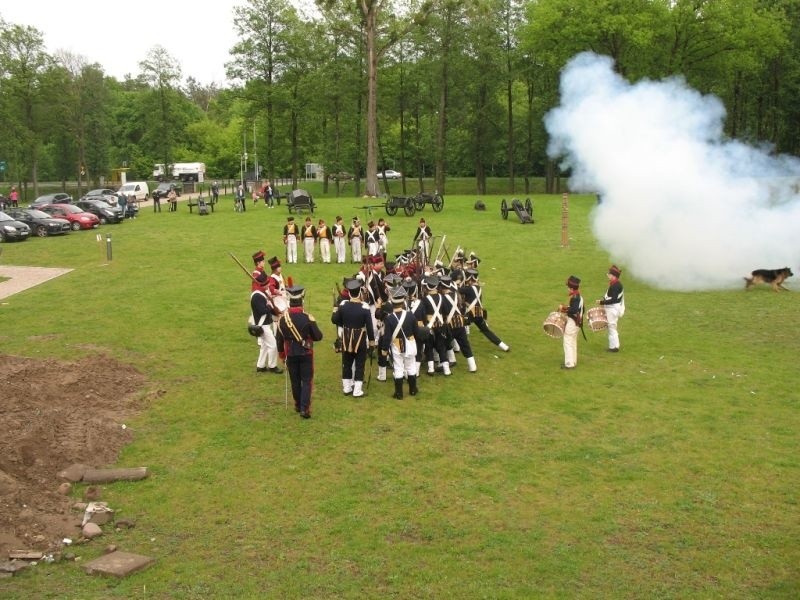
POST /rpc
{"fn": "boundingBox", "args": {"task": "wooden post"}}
[561,193,569,247]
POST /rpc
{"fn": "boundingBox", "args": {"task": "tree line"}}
[1,0,797,199]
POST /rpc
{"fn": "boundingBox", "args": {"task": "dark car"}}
[152,182,182,201]
[83,188,119,207]
[30,192,73,207]
[0,210,32,242]
[39,204,100,230]
[4,208,71,237]
[75,199,124,224]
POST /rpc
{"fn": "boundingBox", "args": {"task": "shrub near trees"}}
[0,0,797,199]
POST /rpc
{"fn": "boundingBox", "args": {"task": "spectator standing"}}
[9,186,19,208]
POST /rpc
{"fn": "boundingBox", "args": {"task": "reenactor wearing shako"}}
[317,218,332,263]
[302,216,317,263]
[332,216,347,263]
[596,264,624,352]
[379,286,420,399]
[250,270,283,374]
[266,256,288,318]
[276,285,323,418]
[417,275,452,376]
[363,255,389,381]
[331,279,375,397]
[348,217,363,264]
[459,268,510,352]
[439,274,477,373]
[365,220,382,257]
[559,275,584,369]
[283,217,299,263]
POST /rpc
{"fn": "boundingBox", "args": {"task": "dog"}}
[744,267,794,292]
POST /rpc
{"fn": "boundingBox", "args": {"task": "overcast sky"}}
[1,1,243,85]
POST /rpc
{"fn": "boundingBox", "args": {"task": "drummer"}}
[596,265,624,352]
[559,275,584,370]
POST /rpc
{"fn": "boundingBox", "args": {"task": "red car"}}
[40,203,100,230]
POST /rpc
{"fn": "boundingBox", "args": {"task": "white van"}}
[117,181,150,202]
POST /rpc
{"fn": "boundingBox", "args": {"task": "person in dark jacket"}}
[276,285,323,418]
[331,279,375,397]
[596,265,625,352]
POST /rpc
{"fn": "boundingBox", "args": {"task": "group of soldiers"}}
[247,240,511,416]
[281,215,393,265]
[330,246,510,401]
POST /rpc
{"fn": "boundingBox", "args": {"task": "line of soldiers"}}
[330,247,510,400]
[282,215,392,265]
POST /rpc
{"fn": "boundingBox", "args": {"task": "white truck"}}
[153,162,206,182]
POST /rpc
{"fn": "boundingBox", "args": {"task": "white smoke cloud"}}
[545,52,800,291]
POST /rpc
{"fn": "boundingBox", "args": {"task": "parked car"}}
[117,181,149,202]
[75,199,124,224]
[30,192,73,207]
[377,169,402,180]
[83,188,119,207]
[4,208,71,237]
[39,204,100,230]
[329,171,353,182]
[0,211,32,242]
[152,182,182,201]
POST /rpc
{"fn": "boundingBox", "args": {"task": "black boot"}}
[408,375,418,396]
[393,378,404,400]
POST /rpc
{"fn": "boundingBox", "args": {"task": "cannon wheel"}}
[524,197,532,216]
[432,194,444,212]
[413,195,426,211]
[403,197,416,216]
[501,198,509,220]
[386,202,398,216]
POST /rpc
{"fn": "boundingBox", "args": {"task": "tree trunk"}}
[364,5,380,197]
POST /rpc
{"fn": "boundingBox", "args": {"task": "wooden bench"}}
[187,198,215,214]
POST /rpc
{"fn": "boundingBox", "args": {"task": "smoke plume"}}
[545,52,800,291]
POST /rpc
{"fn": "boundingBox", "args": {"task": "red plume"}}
[287,276,294,287]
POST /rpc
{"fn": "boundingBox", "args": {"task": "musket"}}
[229,252,258,282]
[434,234,447,265]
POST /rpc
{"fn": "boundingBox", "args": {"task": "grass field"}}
[1,192,798,598]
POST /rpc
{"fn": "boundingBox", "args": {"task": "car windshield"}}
[28,209,51,218]
[56,204,83,214]
[0,211,13,222]
[93,200,112,209]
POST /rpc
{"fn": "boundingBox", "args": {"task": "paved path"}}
[0,265,73,301]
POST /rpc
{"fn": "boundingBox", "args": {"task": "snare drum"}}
[586,306,608,332]
[272,295,288,315]
[543,311,567,338]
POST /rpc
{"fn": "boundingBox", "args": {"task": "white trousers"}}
[351,238,362,263]
[605,304,622,350]
[334,237,346,263]
[320,239,331,263]
[304,237,315,263]
[562,318,579,368]
[256,326,278,369]
[286,235,297,263]
[391,339,418,378]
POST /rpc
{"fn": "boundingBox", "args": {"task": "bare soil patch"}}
[0,354,148,557]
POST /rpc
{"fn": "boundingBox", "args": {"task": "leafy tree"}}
[0,20,53,197]
[139,45,183,182]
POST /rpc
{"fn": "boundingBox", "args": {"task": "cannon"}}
[501,197,534,224]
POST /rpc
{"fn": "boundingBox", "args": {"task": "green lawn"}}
[1,193,798,598]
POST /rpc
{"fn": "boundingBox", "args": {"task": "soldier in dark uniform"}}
[380,286,420,399]
[331,279,375,397]
[416,275,451,376]
[250,251,282,374]
[439,273,477,373]
[275,285,323,418]
[362,255,389,382]
[559,275,584,369]
[459,268,510,352]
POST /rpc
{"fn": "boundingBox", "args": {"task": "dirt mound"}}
[0,354,148,556]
